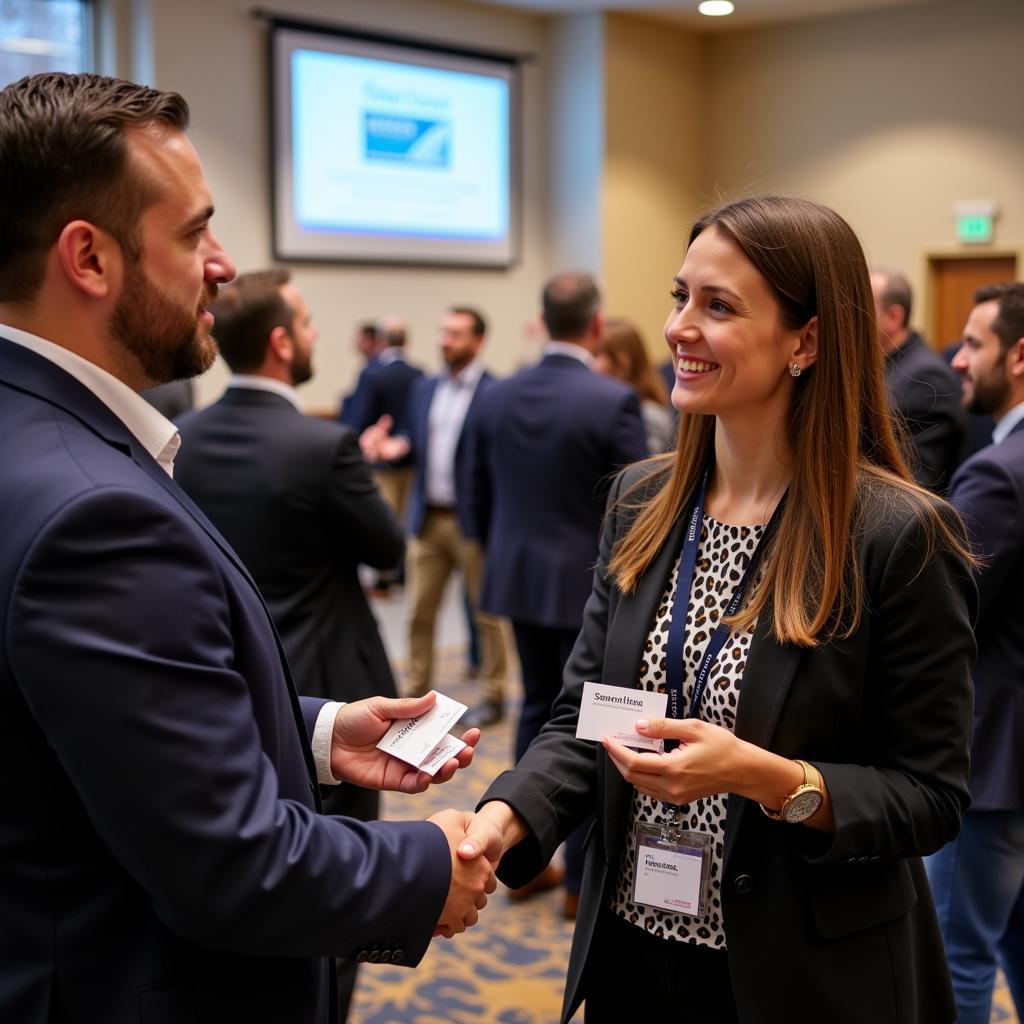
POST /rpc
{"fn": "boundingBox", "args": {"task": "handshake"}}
[426,801,526,938]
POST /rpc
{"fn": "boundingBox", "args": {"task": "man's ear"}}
[1008,336,1024,380]
[55,220,120,300]
[268,325,293,364]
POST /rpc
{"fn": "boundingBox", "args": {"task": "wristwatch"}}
[760,759,824,824]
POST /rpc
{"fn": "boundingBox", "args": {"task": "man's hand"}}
[359,415,410,464]
[429,809,498,938]
[330,694,480,793]
[456,800,527,866]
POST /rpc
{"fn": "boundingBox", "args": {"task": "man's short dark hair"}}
[358,322,378,341]
[211,268,294,373]
[0,72,189,305]
[874,268,913,327]
[449,306,487,338]
[975,282,1024,354]
[542,271,601,340]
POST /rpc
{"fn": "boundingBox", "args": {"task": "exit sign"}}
[956,214,994,244]
[953,201,998,245]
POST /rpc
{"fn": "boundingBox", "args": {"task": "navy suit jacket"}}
[0,339,449,1023]
[339,356,423,471]
[402,369,497,539]
[175,386,404,705]
[470,353,648,629]
[885,332,966,492]
[948,417,1024,810]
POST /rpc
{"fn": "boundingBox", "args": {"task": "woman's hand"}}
[603,718,746,805]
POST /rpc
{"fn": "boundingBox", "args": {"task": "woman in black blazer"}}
[459,196,976,1024]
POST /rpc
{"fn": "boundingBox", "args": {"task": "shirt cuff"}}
[312,701,345,786]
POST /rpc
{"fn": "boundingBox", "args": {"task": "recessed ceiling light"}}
[699,1,736,15]
[1,37,67,57]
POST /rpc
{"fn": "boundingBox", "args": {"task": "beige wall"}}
[149,0,551,409]
[603,13,706,365]
[706,0,1024,339]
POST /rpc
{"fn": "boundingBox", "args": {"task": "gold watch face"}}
[782,789,823,823]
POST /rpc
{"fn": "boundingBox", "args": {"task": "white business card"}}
[575,682,667,752]
[376,692,468,768]
[417,734,468,777]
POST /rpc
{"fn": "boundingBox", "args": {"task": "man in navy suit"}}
[174,269,406,1021]
[468,271,647,912]
[871,268,966,491]
[362,308,511,729]
[927,282,1024,1024]
[340,317,423,571]
[0,73,494,1024]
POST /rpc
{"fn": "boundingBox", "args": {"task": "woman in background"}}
[460,195,976,1024]
[595,317,675,454]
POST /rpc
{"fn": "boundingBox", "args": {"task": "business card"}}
[575,682,667,751]
[417,734,468,777]
[376,692,468,768]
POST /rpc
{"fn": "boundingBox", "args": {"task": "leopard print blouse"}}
[610,513,764,949]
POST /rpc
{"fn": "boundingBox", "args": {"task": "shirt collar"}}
[0,322,181,476]
[543,340,594,368]
[227,374,303,411]
[443,358,484,390]
[377,347,406,366]
[992,400,1024,445]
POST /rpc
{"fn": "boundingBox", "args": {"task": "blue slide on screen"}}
[291,49,509,242]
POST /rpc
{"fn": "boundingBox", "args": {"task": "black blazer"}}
[948,418,1024,810]
[482,463,975,1024]
[885,332,966,492]
[176,386,404,704]
[469,353,648,629]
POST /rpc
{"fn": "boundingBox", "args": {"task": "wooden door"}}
[929,255,1017,352]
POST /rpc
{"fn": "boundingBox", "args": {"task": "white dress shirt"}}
[227,374,303,411]
[425,359,485,508]
[992,400,1024,445]
[543,340,595,368]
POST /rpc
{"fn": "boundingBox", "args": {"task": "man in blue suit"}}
[362,308,511,728]
[927,282,1024,1024]
[468,271,647,913]
[0,73,494,1024]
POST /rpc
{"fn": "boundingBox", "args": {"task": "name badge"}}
[631,823,712,918]
[575,682,667,751]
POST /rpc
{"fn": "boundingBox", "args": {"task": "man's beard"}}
[291,349,313,387]
[965,358,1011,416]
[110,264,218,385]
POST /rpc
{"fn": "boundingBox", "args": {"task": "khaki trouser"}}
[405,507,509,703]
[373,467,414,523]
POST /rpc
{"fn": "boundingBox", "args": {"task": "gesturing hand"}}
[330,694,480,793]
[359,415,410,464]
[429,809,498,938]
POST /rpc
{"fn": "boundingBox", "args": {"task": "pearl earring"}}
[789,363,802,378]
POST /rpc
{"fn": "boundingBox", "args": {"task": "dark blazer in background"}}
[482,463,976,1024]
[885,331,966,491]
[339,355,424,461]
[176,386,404,706]
[0,339,448,1024]
[141,377,194,420]
[402,369,498,539]
[470,353,648,630]
[947,418,1024,810]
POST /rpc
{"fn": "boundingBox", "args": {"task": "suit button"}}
[378,951,391,963]
[355,951,369,963]
[367,950,381,963]
[391,950,404,964]
[733,874,753,894]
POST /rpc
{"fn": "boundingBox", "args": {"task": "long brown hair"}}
[608,195,968,647]
[599,318,668,405]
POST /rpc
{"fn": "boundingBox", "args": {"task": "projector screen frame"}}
[267,15,524,269]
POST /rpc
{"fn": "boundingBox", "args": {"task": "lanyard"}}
[663,468,786,737]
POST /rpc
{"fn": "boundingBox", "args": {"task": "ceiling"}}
[461,0,944,32]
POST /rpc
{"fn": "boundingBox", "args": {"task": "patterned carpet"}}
[350,643,1018,1024]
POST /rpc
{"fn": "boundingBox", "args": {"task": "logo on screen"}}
[364,113,451,168]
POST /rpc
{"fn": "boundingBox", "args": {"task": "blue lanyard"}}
[663,468,786,744]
